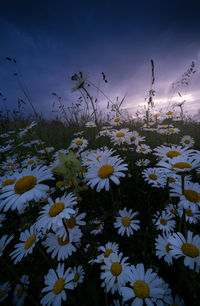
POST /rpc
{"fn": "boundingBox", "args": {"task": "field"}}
[0,95,200,306]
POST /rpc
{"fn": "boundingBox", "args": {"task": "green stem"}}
[81,87,99,128]
[36,244,53,268]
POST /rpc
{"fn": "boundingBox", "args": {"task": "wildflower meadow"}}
[0,66,200,306]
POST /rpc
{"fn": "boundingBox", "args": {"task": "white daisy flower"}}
[0,281,11,303]
[156,155,200,173]
[69,137,88,152]
[42,230,81,261]
[155,233,174,265]
[41,263,74,305]
[114,207,140,237]
[100,252,130,294]
[10,225,40,264]
[136,144,152,154]
[152,211,176,234]
[12,274,29,306]
[85,121,96,128]
[81,147,115,167]
[167,127,180,135]
[142,167,167,188]
[0,165,54,214]
[99,129,111,137]
[127,131,146,146]
[165,203,178,218]
[153,144,196,161]
[177,206,200,224]
[180,135,195,148]
[110,129,132,145]
[168,231,200,272]
[84,155,128,192]
[35,193,77,232]
[111,117,123,126]
[120,263,165,305]
[89,242,119,264]
[135,159,150,167]
[90,219,104,235]
[0,234,14,257]
[71,266,85,289]
[20,156,39,168]
[170,181,200,211]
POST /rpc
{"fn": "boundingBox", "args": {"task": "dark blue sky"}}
[1,0,200,120]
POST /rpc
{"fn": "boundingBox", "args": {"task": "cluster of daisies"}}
[0,116,200,305]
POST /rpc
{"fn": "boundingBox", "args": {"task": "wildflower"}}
[177,206,200,224]
[0,281,11,303]
[156,155,200,173]
[71,266,85,289]
[114,207,140,237]
[69,137,88,152]
[85,121,96,128]
[13,274,29,306]
[165,203,178,218]
[142,167,167,188]
[110,129,132,145]
[153,211,176,234]
[41,263,74,305]
[35,193,77,232]
[120,263,165,305]
[90,219,104,235]
[135,158,150,167]
[89,242,119,264]
[155,233,174,265]
[153,145,195,161]
[180,135,195,148]
[136,144,152,154]
[84,155,128,192]
[127,131,146,146]
[168,231,200,272]
[100,252,130,294]
[10,225,40,264]
[0,165,54,214]
[0,234,14,257]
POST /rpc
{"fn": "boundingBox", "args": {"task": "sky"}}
[1,0,200,121]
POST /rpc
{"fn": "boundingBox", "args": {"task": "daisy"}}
[110,129,132,145]
[177,206,200,224]
[99,129,111,137]
[135,159,150,167]
[81,147,115,167]
[89,242,119,264]
[120,263,165,305]
[20,156,39,168]
[127,131,146,146]
[41,263,74,305]
[111,117,123,126]
[69,137,88,152]
[71,266,85,289]
[168,231,200,272]
[0,234,14,256]
[42,231,81,261]
[165,203,178,218]
[156,155,200,173]
[90,219,104,235]
[167,127,180,135]
[10,225,40,264]
[180,135,195,148]
[12,274,29,306]
[85,121,96,128]
[84,155,128,192]
[170,181,200,211]
[100,252,130,294]
[114,207,140,237]
[152,211,176,234]
[0,165,54,214]
[155,233,174,265]
[142,167,167,188]
[35,193,77,232]
[0,281,11,303]
[136,144,152,154]
[153,145,195,161]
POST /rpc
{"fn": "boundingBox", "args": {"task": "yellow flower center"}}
[122,217,130,227]
[0,291,6,299]
[149,174,157,180]
[184,190,200,203]
[98,164,114,179]
[76,140,83,146]
[184,140,190,144]
[185,209,194,217]
[181,243,199,258]
[2,179,15,187]
[49,202,65,217]
[104,249,113,258]
[57,235,69,245]
[172,162,192,170]
[14,176,37,194]
[27,160,34,165]
[96,155,101,162]
[17,285,23,298]
[73,273,80,282]
[110,262,122,276]
[168,129,175,132]
[116,132,125,138]
[170,209,178,215]
[133,280,149,299]
[56,181,64,188]
[168,177,176,183]
[52,278,65,294]
[160,218,167,225]
[166,111,173,115]
[165,243,172,253]
[130,136,136,141]
[114,118,120,122]
[6,162,13,166]
[140,147,146,152]
[24,234,36,250]
[166,151,181,158]
[103,131,108,135]
[65,216,76,229]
